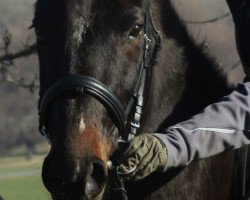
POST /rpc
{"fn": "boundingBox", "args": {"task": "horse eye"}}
[129,24,143,40]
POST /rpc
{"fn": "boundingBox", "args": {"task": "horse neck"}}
[141,0,231,133]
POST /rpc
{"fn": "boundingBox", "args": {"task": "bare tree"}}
[0,28,43,155]
[0,29,38,92]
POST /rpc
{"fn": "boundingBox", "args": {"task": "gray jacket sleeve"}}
[154,82,250,170]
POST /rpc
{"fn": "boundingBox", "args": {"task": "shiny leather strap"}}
[39,75,126,135]
[38,6,161,142]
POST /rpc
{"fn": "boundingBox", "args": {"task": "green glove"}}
[118,134,168,181]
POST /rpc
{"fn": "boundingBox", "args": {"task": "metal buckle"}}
[144,34,151,51]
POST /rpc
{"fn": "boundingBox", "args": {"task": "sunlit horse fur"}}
[33,0,247,199]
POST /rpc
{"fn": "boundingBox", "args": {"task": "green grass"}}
[0,155,50,200]
[0,176,50,200]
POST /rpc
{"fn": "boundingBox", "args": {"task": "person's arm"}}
[154,81,250,169]
[119,0,250,181]
[119,81,250,181]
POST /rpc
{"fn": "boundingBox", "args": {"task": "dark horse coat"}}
[33,0,249,199]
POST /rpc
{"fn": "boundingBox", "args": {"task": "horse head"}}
[33,0,164,199]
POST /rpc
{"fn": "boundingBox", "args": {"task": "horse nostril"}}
[85,159,107,199]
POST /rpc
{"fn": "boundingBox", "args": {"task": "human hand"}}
[118,134,168,181]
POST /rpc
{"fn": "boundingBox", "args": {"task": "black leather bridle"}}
[38,7,162,143]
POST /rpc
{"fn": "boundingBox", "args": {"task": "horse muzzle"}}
[42,153,107,200]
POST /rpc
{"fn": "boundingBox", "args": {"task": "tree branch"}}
[182,12,231,25]
[0,29,38,93]
[229,60,241,70]
[0,43,36,62]
[0,75,39,92]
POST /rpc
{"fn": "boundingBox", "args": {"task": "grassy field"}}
[0,155,50,200]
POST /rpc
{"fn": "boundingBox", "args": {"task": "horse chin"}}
[53,192,105,200]
[50,184,106,200]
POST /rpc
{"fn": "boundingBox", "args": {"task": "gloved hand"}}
[118,134,168,181]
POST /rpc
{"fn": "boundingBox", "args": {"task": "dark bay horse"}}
[33,0,245,199]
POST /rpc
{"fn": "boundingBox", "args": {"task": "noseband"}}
[38,7,161,142]
[39,75,126,135]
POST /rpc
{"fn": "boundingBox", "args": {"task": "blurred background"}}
[0,0,50,199]
[0,0,243,199]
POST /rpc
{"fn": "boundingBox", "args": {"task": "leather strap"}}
[238,146,249,199]
[38,6,161,143]
[39,75,126,135]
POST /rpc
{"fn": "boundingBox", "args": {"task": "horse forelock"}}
[65,0,94,49]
